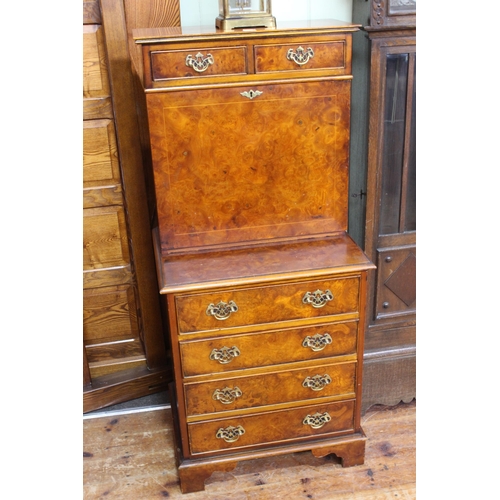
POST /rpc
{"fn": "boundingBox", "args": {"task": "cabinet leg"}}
[178,461,238,494]
[310,433,366,467]
[176,432,366,493]
[170,386,366,493]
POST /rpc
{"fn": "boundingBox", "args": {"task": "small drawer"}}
[184,361,356,417]
[255,40,347,74]
[150,46,248,81]
[175,277,360,334]
[187,399,354,455]
[180,321,357,377]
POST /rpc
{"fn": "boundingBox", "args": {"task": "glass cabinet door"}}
[379,52,416,237]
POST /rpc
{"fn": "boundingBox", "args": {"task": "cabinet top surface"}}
[156,233,374,294]
[133,19,360,44]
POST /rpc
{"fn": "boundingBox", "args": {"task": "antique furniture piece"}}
[351,0,416,412]
[134,19,374,493]
[82,0,181,412]
[216,0,276,30]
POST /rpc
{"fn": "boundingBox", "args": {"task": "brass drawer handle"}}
[302,289,334,308]
[185,52,215,73]
[303,411,331,429]
[302,333,333,352]
[209,346,241,364]
[216,425,245,443]
[212,386,243,405]
[212,387,243,405]
[287,46,315,66]
[302,374,332,392]
[206,300,238,320]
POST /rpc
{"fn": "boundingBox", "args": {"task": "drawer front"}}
[188,400,354,455]
[150,46,248,81]
[180,321,357,377]
[255,40,347,74]
[176,277,359,334]
[185,361,356,417]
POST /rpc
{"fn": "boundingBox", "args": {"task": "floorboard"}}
[83,400,416,499]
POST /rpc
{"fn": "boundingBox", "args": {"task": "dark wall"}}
[348,0,371,248]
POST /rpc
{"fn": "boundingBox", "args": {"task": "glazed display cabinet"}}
[352,0,416,412]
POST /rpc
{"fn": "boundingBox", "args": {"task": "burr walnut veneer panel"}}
[179,321,358,376]
[175,276,359,333]
[147,79,351,254]
[188,400,355,455]
[184,360,357,418]
[254,38,347,73]
[151,46,248,80]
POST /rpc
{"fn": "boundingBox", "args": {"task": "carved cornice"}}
[391,0,417,7]
[370,0,416,30]
[372,0,385,27]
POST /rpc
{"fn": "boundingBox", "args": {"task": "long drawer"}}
[184,360,356,417]
[175,277,360,334]
[187,399,355,455]
[179,320,357,377]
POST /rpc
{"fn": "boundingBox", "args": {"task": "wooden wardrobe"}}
[83,0,181,413]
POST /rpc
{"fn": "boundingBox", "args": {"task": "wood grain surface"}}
[175,276,360,334]
[183,360,356,418]
[179,321,358,377]
[148,79,351,253]
[83,400,415,498]
[157,233,374,293]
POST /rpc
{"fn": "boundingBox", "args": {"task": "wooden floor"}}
[83,400,416,499]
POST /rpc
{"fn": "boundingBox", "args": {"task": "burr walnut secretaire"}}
[133,19,375,494]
